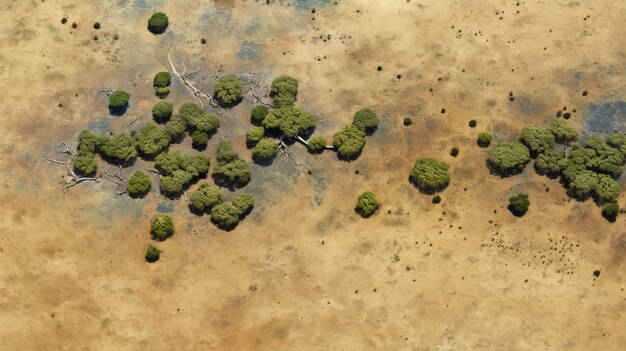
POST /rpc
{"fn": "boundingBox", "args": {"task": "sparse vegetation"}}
[432,195,441,204]
[127,171,151,198]
[214,74,243,107]
[145,245,161,263]
[450,147,459,157]
[409,158,450,193]
[148,12,169,34]
[469,120,477,128]
[355,191,378,218]
[508,193,529,216]
[150,215,174,241]
[403,117,413,126]
[477,132,492,147]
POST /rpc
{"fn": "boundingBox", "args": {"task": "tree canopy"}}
[108,90,130,114]
[232,193,254,215]
[602,202,620,222]
[534,149,567,177]
[155,151,210,197]
[100,132,137,166]
[150,215,174,241]
[153,71,171,96]
[307,135,327,152]
[477,132,492,147]
[520,125,555,156]
[270,76,298,108]
[486,142,530,176]
[252,138,279,163]
[245,126,265,147]
[214,74,243,106]
[352,108,379,134]
[262,107,316,138]
[508,193,529,216]
[355,191,378,218]
[127,171,151,198]
[148,12,169,34]
[550,119,577,144]
[164,115,187,142]
[145,244,161,263]
[152,101,174,123]
[210,202,243,230]
[188,184,223,214]
[409,158,450,193]
[212,140,251,188]
[135,122,170,159]
[251,105,269,125]
[333,125,366,160]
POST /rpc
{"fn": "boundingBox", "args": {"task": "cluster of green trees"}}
[155,150,210,197]
[146,214,173,262]
[487,118,625,220]
[153,72,171,97]
[210,193,255,230]
[212,140,251,188]
[178,102,220,149]
[214,74,243,107]
[333,108,379,160]
[355,191,378,218]
[409,158,450,194]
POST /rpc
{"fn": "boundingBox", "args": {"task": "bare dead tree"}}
[168,49,223,112]
[277,139,308,176]
[103,165,129,197]
[43,142,99,192]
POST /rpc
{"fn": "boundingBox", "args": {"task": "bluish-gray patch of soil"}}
[584,101,626,135]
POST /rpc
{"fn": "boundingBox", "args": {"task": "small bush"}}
[409,158,450,194]
[487,142,530,176]
[432,195,441,204]
[148,12,169,34]
[188,184,222,214]
[214,74,243,107]
[270,76,299,108]
[145,245,161,263]
[477,132,492,147]
[93,22,101,30]
[153,71,171,97]
[245,126,265,147]
[601,202,619,222]
[450,147,459,157]
[307,135,327,152]
[333,125,366,160]
[127,171,151,198]
[152,101,174,123]
[469,120,477,128]
[508,193,529,216]
[150,215,174,241]
[403,117,413,126]
[352,108,378,134]
[355,191,378,218]
[251,105,269,125]
[108,90,130,114]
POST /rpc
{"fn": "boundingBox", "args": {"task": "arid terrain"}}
[0,0,625,350]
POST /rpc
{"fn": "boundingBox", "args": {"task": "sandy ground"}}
[0,0,625,350]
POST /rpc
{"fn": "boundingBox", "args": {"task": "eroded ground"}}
[0,0,625,350]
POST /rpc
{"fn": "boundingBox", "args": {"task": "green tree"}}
[594,174,620,203]
[179,102,204,124]
[550,119,577,144]
[232,193,254,215]
[409,158,450,193]
[127,171,151,198]
[150,215,174,241]
[307,135,327,152]
[534,149,567,177]
[252,138,279,163]
[164,115,187,142]
[152,101,174,123]
[145,244,161,263]
[477,132,492,147]
[352,108,379,134]
[77,130,108,154]
[601,202,620,222]
[100,132,137,166]
[214,74,243,106]
[568,170,599,200]
[607,133,626,156]
[211,202,242,230]
[520,125,556,157]
[108,90,130,114]
[333,125,366,160]
[191,131,209,149]
[181,153,210,178]
[262,107,316,138]
[135,122,170,159]
[245,126,265,147]
[251,105,269,125]
[270,76,298,107]
[583,135,625,178]
[486,142,530,176]
[148,12,169,34]
[153,71,171,97]
[216,140,238,164]
[508,193,529,216]
[160,169,193,197]
[355,191,378,218]
[188,184,223,214]
[73,152,98,177]
[213,158,251,188]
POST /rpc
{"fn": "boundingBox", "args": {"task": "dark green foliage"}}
[262,107,316,138]
[355,191,378,218]
[93,22,101,29]
[145,245,161,263]
[188,184,222,214]
[307,135,327,152]
[191,131,209,149]
[73,152,98,177]
[100,132,137,166]
[594,174,620,203]
[160,170,193,197]
[432,195,442,204]
[179,102,203,124]
[469,120,477,128]
[561,162,587,185]
[550,119,577,144]
[409,158,450,194]
[534,149,567,177]
[164,115,187,142]
[252,138,279,163]
[270,76,299,108]
[582,135,626,178]
[477,132,492,147]
[232,193,254,215]
[450,147,459,157]
[602,202,619,222]
[508,193,529,216]
[210,202,243,230]
[333,125,366,160]
[153,72,171,96]
[352,108,378,134]
[77,130,108,154]
[148,12,169,34]
[403,117,413,126]
[135,122,170,159]
[155,151,210,197]
[568,170,599,200]
[520,125,555,157]
[486,142,530,176]
[251,105,269,125]
[108,90,130,114]
[213,140,251,188]
[150,215,174,241]
[179,102,220,136]
[245,126,265,147]
[607,133,626,156]
[152,101,174,123]
[214,74,243,106]
[127,171,151,198]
